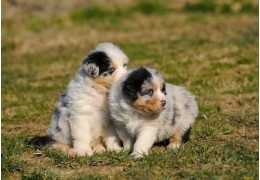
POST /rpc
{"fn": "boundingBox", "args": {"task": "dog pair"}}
[37,43,198,158]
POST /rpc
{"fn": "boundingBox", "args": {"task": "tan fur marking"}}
[148,84,157,91]
[92,136,106,154]
[93,63,119,88]
[168,130,183,149]
[94,76,114,88]
[51,142,71,153]
[68,148,77,157]
[133,83,162,113]
[93,144,106,154]
[160,83,165,90]
[110,62,118,69]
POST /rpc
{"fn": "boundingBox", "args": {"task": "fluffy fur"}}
[46,42,128,156]
[108,67,198,158]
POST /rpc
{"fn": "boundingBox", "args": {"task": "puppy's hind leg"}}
[51,142,71,154]
[167,128,191,149]
[93,137,106,154]
[167,131,182,149]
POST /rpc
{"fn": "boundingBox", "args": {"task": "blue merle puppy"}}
[43,43,128,156]
[108,67,198,158]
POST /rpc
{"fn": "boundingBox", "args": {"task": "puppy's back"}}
[166,83,198,121]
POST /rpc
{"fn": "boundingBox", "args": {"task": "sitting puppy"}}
[108,67,198,158]
[46,43,128,156]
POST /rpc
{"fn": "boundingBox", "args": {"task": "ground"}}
[2,0,259,179]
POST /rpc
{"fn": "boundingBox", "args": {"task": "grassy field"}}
[2,0,259,179]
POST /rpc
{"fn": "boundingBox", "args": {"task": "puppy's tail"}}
[27,136,54,148]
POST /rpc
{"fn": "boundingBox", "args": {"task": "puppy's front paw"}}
[83,148,94,156]
[93,145,106,154]
[167,142,181,149]
[68,147,93,157]
[123,142,132,151]
[107,145,122,152]
[131,152,143,158]
[68,148,77,157]
[131,150,148,158]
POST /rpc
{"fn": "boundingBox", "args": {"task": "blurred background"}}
[2,0,259,179]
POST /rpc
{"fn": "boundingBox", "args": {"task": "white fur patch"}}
[83,63,99,77]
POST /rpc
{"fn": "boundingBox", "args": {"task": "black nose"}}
[160,100,166,107]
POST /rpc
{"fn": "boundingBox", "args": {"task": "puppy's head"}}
[81,42,128,89]
[122,67,167,114]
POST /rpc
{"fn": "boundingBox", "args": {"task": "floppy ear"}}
[82,61,99,77]
[122,82,138,101]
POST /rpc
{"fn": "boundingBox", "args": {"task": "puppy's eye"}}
[108,67,116,75]
[103,72,109,77]
[123,63,127,68]
[144,89,154,97]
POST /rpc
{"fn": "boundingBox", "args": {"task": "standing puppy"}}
[47,43,128,156]
[109,67,198,158]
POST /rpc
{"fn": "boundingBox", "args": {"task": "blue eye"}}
[145,89,154,96]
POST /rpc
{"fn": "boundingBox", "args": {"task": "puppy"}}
[108,67,198,158]
[46,43,128,156]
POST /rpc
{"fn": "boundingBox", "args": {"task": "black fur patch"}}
[60,93,68,107]
[56,126,61,132]
[82,51,111,76]
[154,139,170,147]
[184,103,189,109]
[161,83,167,95]
[172,105,181,125]
[27,136,54,148]
[54,108,60,120]
[182,127,191,143]
[122,67,152,101]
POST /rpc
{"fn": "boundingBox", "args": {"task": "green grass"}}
[184,0,258,14]
[71,5,115,21]
[22,170,60,180]
[70,1,169,22]
[2,0,258,179]
[185,0,217,13]
[2,134,29,177]
[131,1,170,15]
